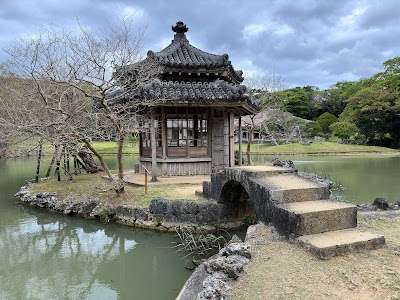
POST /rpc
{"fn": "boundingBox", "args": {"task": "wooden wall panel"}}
[140,161,212,176]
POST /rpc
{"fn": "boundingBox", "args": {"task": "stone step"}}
[296,228,385,259]
[260,174,329,203]
[269,187,329,203]
[273,200,357,236]
[227,166,296,178]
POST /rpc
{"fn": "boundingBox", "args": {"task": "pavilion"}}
[122,21,259,176]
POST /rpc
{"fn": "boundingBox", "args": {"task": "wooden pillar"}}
[150,108,158,182]
[185,107,189,158]
[229,111,235,167]
[223,111,229,167]
[138,132,143,157]
[238,113,242,166]
[161,107,167,159]
[207,108,213,157]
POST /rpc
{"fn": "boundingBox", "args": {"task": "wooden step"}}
[296,228,385,259]
[273,200,357,236]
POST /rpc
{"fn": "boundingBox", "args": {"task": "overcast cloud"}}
[0,0,399,89]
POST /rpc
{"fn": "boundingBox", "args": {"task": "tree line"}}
[262,57,399,148]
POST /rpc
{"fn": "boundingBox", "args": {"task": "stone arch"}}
[219,180,256,220]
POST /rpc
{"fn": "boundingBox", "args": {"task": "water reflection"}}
[0,157,190,300]
[0,206,190,300]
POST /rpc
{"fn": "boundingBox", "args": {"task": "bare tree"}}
[241,72,289,164]
[2,17,160,194]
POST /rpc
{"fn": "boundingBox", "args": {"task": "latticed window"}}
[167,116,207,147]
[141,106,209,158]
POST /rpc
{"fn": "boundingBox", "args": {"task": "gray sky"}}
[1,0,399,89]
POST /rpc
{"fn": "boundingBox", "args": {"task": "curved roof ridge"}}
[148,36,229,68]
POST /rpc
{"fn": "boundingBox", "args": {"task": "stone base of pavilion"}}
[121,170,210,186]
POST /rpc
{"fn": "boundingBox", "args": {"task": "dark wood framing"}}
[138,105,244,176]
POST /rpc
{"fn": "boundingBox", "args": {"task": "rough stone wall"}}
[14,183,236,231]
[176,234,252,300]
[206,169,276,224]
[204,168,331,235]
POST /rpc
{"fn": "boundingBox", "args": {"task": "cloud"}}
[0,0,398,89]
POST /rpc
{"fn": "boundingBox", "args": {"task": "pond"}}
[0,157,192,300]
[252,154,400,204]
[1,154,399,299]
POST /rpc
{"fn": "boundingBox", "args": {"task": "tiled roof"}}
[141,78,259,112]
[107,78,259,113]
[147,37,230,69]
[143,79,244,101]
[141,21,244,83]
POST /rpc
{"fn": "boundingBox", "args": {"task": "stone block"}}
[274,200,357,236]
[269,187,329,203]
[149,198,172,214]
[296,228,385,259]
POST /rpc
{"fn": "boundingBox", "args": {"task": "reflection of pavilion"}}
[123,21,258,176]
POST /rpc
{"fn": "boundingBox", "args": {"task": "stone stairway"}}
[204,166,385,258]
[253,168,385,259]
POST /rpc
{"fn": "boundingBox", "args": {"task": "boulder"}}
[204,254,249,280]
[373,197,389,210]
[198,271,231,300]
[271,157,296,169]
[220,242,251,259]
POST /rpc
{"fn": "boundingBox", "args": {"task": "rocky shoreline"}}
[176,233,252,300]
[14,179,243,232]
[14,177,400,300]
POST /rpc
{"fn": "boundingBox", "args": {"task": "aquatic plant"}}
[173,226,228,259]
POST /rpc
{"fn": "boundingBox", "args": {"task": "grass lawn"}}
[91,141,139,155]
[240,141,399,155]
[11,139,397,157]
[231,211,400,300]
[90,140,398,156]
[29,172,204,208]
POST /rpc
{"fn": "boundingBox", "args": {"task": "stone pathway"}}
[123,166,385,258]
[211,166,385,259]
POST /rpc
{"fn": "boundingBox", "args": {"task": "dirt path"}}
[231,211,400,300]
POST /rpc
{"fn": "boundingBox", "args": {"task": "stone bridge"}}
[202,166,385,258]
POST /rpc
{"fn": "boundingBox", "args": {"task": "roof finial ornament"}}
[172,21,188,34]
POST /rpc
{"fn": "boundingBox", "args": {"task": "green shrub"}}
[329,121,359,139]
[317,112,338,133]
[303,122,323,138]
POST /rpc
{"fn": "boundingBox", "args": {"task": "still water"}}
[0,157,191,300]
[253,154,400,204]
[1,154,399,299]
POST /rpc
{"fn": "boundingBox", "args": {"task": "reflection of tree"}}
[2,156,188,299]
[0,211,123,299]
[0,208,190,300]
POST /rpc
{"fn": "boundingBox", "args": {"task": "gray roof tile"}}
[140,79,259,112]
